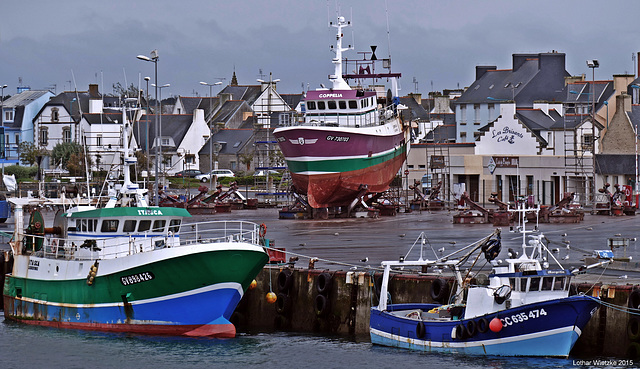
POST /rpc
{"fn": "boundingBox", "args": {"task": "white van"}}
[195,169,235,182]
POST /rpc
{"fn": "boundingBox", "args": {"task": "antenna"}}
[384,0,392,70]
[413,77,418,93]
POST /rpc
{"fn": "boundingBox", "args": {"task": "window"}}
[460,131,467,141]
[169,219,181,233]
[488,103,495,120]
[63,127,71,143]
[317,101,326,110]
[97,134,102,147]
[39,127,48,146]
[101,220,119,232]
[348,101,357,109]
[123,220,137,233]
[307,101,316,110]
[541,277,553,291]
[138,220,151,232]
[474,104,480,123]
[459,104,467,123]
[152,220,166,232]
[4,110,13,122]
[327,101,337,110]
[520,278,528,292]
[582,134,594,151]
[15,134,19,148]
[338,101,346,109]
[529,277,540,291]
[554,277,565,291]
[51,108,59,122]
[185,154,195,164]
[161,138,170,146]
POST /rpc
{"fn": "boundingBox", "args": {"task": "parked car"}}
[195,169,235,182]
[174,169,203,178]
[253,170,280,177]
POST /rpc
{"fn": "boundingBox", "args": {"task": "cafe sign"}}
[488,156,519,174]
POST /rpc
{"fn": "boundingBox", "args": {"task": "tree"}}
[67,151,93,177]
[110,82,140,98]
[51,142,83,170]
[19,141,49,166]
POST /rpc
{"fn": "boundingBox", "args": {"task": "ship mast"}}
[329,14,351,90]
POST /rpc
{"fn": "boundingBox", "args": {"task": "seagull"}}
[449,241,457,245]
[299,243,306,247]
[399,234,406,238]
[586,227,593,231]
[360,257,369,263]
[334,232,340,236]
[561,233,567,237]
[563,255,570,260]
[308,257,319,269]
[619,275,628,279]
[437,247,445,253]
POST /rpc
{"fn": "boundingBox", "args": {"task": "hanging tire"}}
[315,294,329,316]
[465,320,477,337]
[627,342,640,359]
[629,316,640,341]
[416,321,426,339]
[454,324,466,340]
[275,293,291,315]
[277,269,294,292]
[629,289,640,309]
[430,278,449,303]
[477,317,489,334]
[316,272,333,295]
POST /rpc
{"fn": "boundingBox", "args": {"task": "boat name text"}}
[499,308,547,327]
[120,272,155,286]
[318,93,343,98]
[138,209,163,216]
[326,135,350,142]
[28,259,39,271]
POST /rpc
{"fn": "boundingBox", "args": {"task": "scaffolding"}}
[563,113,595,208]
[425,121,452,209]
[252,81,291,206]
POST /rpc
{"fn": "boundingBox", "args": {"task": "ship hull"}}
[3,244,268,338]
[370,296,599,357]
[274,122,407,208]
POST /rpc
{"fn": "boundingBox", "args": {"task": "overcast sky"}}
[2,1,639,99]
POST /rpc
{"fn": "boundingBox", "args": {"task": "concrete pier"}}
[235,266,640,358]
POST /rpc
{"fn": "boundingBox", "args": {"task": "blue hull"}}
[4,283,243,337]
[370,295,599,357]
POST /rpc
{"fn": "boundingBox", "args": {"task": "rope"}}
[584,294,640,316]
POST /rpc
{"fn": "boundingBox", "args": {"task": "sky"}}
[2,1,640,99]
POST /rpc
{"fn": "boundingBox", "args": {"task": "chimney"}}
[476,66,496,80]
[617,93,632,113]
[89,84,100,98]
[219,93,232,105]
[409,92,421,104]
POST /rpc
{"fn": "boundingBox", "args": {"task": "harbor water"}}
[2,208,640,367]
[0,321,593,369]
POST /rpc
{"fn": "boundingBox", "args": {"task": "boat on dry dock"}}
[370,205,602,357]
[273,12,409,210]
[2,102,269,337]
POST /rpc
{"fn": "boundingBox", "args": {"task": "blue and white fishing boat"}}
[370,206,602,357]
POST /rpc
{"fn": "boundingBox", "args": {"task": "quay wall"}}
[235,267,638,358]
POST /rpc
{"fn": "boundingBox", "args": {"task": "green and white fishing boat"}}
[2,102,269,337]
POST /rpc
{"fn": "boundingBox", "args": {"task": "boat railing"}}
[22,220,260,261]
[281,103,398,128]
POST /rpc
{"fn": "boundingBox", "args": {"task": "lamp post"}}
[0,84,7,128]
[137,50,160,205]
[587,59,599,213]
[144,76,151,183]
[152,83,170,184]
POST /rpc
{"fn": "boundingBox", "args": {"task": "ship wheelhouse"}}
[302,89,393,128]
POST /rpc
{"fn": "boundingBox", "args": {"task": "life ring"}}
[277,269,294,292]
[465,320,477,337]
[275,293,291,315]
[477,317,490,334]
[259,223,267,238]
[430,278,449,303]
[454,323,466,340]
[629,316,640,341]
[315,294,329,316]
[316,272,333,295]
[629,289,640,309]
[416,321,426,339]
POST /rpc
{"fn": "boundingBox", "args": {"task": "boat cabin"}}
[302,89,395,128]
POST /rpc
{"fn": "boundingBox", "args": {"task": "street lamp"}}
[152,83,170,182]
[137,50,160,205]
[587,59,599,213]
[143,76,151,184]
[1,84,7,127]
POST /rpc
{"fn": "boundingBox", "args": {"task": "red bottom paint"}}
[4,316,236,338]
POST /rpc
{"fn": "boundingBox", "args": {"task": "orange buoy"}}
[249,279,257,290]
[489,317,503,332]
[266,291,277,304]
